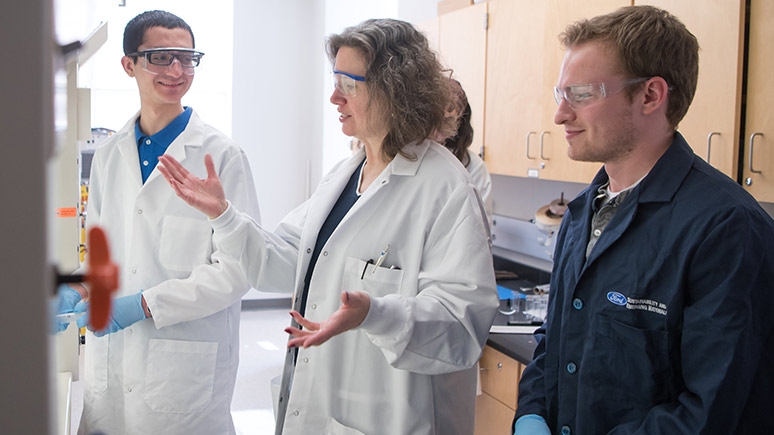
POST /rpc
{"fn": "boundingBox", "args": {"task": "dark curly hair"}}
[327,19,453,161]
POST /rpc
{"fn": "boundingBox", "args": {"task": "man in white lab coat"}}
[68,10,261,435]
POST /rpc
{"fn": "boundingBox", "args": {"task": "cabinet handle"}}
[540,131,550,160]
[706,132,720,165]
[526,131,537,160]
[479,362,503,371]
[749,132,764,174]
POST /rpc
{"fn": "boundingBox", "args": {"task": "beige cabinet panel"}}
[742,0,774,202]
[636,0,745,179]
[538,0,627,182]
[439,2,488,155]
[484,0,627,183]
[479,345,521,409]
[474,345,523,435]
[484,0,548,176]
[474,391,516,435]
[415,17,439,54]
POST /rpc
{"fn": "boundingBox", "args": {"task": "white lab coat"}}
[78,110,261,435]
[465,149,493,226]
[211,140,499,435]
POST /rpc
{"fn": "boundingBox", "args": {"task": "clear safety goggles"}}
[127,48,205,76]
[332,69,366,97]
[554,77,650,110]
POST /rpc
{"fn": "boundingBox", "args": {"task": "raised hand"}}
[157,154,228,219]
[285,291,371,348]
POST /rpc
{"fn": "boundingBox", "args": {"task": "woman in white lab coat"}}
[159,18,498,435]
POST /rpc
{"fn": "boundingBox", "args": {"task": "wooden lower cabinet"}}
[474,345,525,435]
[475,392,515,435]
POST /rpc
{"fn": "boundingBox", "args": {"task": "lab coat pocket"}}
[144,339,218,413]
[326,417,366,435]
[83,334,109,396]
[588,315,669,415]
[342,256,404,298]
[159,216,212,271]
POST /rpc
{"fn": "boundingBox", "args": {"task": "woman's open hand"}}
[285,291,371,348]
[158,154,228,219]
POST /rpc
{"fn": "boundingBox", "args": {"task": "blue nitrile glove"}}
[514,414,551,435]
[55,285,83,332]
[75,292,146,337]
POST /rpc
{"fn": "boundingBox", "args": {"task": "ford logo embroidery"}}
[607,291,627,306]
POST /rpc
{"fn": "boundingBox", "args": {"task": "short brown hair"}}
[327,19,452,160]
[560,5,699,129]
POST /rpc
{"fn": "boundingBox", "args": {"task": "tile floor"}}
[232,307,289,434]
[69,306,290,435]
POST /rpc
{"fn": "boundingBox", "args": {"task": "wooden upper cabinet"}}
[742,0,774,202]
[483,0,548,177]
[635,0,745,180]
[537,0,627,183]
[415,16,439,54]
[483,0,626,183]
[438,2,488,156]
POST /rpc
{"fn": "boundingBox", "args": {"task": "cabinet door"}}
[415,17,439,54]
[479,345,522,409]
[537,0,627,183]
[474,392,516,435]
[483,0,548,176]
[484,0,626,182]
[635,0,745,179]
[439,2,488,155]
[742,0,774,202]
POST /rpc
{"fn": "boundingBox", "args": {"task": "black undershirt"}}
[298,158,365,316]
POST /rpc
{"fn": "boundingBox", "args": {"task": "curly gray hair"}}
[327,18,453,161]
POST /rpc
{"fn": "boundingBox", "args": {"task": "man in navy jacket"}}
[514,5,774,434]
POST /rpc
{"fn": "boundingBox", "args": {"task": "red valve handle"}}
[85,227,119,330]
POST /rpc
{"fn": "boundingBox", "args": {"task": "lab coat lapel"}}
[296,153,366,273]
[327,142,427,233]
[583,189,639,268]
[115,112,144,188]
[144,111,204,187]
[582,133,693,269]
[295,143,426,277]
[562,191,594,290]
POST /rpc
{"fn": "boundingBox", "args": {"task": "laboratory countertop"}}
[489,251,547,365]
[486,332,538,366]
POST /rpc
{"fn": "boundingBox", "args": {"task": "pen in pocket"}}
[361,259,374,279]
[372,244,390,273]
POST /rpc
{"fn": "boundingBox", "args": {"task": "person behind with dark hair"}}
[158,17,497,435]
[514,5,774,435]
[59,10,261,434]
[434,78,492,224]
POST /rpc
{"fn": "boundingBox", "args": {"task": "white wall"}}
[232,0,321,231]
[397,0,439,27]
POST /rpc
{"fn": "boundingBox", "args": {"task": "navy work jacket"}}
[516,133,774,434]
